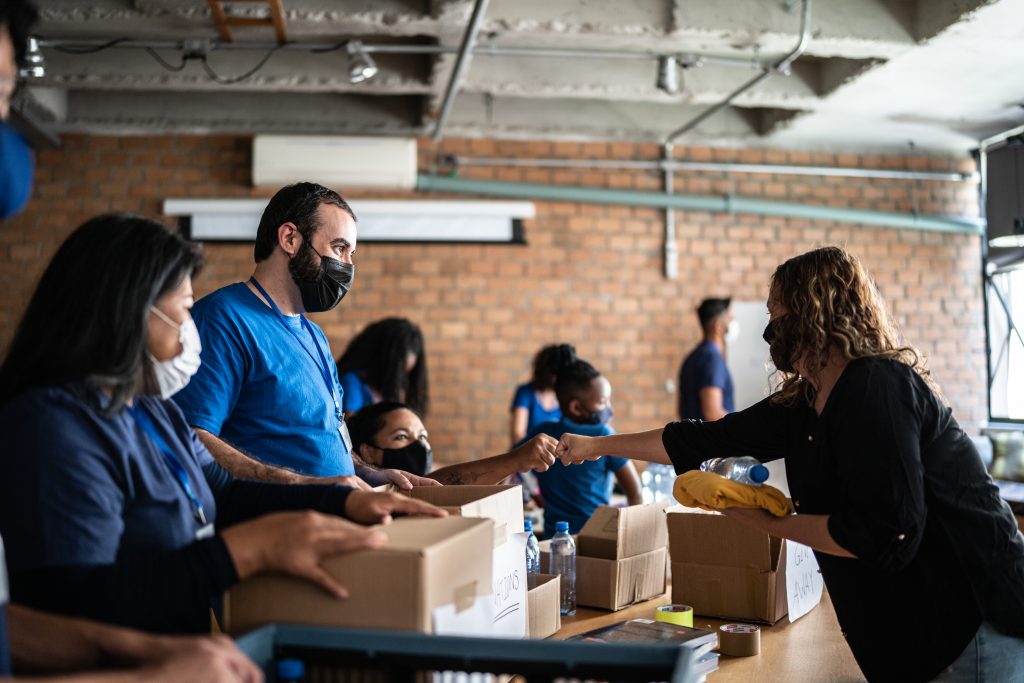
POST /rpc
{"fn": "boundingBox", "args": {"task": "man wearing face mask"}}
[677,297,736,422]
[173,183,435,491]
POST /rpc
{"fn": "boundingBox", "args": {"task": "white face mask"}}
[725,319,741,344]
[148,306,202,399]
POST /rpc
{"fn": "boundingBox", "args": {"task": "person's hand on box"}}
[320,474,374,491]
[510,433,558,473]
[221,510,386,599]
[555,433,601,465]
[144,635,263,683]
[344,490,448,525]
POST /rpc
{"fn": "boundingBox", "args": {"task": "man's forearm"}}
[430,453,518,486]
[595,429,672,464]
[194,428,305,484]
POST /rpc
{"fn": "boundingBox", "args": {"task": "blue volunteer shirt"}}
[339,370,376,415]
[511,383,562,435]
[526,417,627,539]
[0,387,218,577]
[173,282,353,477]
[678,340,735,420]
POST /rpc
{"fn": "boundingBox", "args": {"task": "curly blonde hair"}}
[768,246,939,406]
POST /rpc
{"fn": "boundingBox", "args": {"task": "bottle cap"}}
[750,464,770,484]
[555,521,569,532]
[524,519,533,532]
[277,658,305,680]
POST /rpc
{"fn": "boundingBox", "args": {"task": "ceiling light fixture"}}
[346,40,378,83]
[19,37,45,78]
[657,55,679,95]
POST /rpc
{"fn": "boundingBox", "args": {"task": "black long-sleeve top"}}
[0,386,354,634]
[662,357,1024,683]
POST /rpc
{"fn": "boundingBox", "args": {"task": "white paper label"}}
[785,541,823,622]
[432,595,495,637]
[490,533,527,638]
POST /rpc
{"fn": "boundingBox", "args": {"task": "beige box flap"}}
[222,516,492,636]
[578,502,669,560]
[407,485,523,541]
[526,573,561,639]
[667,511,781,570]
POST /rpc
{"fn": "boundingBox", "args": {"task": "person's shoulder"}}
[0,385,110,447]
[192,282,254,320]
[839,356,925,400]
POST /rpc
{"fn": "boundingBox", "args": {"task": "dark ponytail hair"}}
[0,213,202,413]
[346,400,411,453]
[337,318,429,416]
[554,357,600,409]
[530,343,576,390]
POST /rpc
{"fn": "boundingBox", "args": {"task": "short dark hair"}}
[530,343,576,390]
[697,297,731,329]
[0,0,38,69]
[253,182,356,262]
[0,213,203,413]
[347,401,411,453]
[337,318,429,416]
[554,357,601,411]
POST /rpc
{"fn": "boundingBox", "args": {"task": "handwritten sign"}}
[786,541,823,622]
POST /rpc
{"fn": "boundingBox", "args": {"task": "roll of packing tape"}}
[718,623,761,657]
[654,604,694,628]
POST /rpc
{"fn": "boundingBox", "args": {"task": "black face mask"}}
[763,317,796,373]
[377,440,433,477]
[288,241,355,313]
[587,406,614,426]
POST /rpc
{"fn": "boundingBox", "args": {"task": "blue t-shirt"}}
[678,340,735,420]
[511,383,562,435]
[173,282,353,477]
[0,387,218,577]
[339,370,377,415]
[526,417,628,539]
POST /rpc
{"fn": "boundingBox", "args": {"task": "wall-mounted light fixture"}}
[19,37,45,78]
[656,55,679,95]
[346,40,378,83]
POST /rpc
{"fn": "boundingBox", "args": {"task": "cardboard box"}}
[404,485,524,541]
[526,573,561,639]
[222,516,493,635]
[540,540,668,611]
[668,511,788,624]
[577,502,669,560]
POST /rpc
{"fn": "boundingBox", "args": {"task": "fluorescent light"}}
[162,198,535,243]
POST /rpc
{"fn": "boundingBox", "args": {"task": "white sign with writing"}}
[786,540,824,622]
[490,532,528,638]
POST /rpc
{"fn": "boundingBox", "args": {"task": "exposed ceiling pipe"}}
[664,0,811,144]
[448,155,976,183]
[431,0,491,142]
[663,143,678,279]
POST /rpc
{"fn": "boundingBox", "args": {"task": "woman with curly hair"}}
[337,318,428,418]
[555,246,1024,683]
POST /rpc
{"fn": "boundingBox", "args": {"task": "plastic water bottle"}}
[524,519,540,575]
[550,521,576,616]
[276,658,305,683]
[699,456,769,486]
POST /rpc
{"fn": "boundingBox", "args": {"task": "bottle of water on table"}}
[550,521,576,616]
[524,519,540,575]
[699,456,770,486]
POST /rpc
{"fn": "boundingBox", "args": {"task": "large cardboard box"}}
[577,502,669,560]
[222,516,493,635]
[540,540,668,611]
[526,573,561,639]
[668,511,789,624]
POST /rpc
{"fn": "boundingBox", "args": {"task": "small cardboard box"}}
[222,516,493,635]
[540,540,668,611]
[404,485,524,541]
[577,502,669,560]
[526,573,561,639]
[668,511,788,624]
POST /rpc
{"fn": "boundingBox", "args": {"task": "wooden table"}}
[554,589,864,682]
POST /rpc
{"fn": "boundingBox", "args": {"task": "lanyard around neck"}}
[248,277,341,421]
[128,404,207,526]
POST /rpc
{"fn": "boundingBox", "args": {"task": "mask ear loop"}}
[149,305,181,330]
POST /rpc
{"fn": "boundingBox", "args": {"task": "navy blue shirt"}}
[511,383,561,435]
[173,282,353,477]
[0,384,354,633]
[526,417,627,539]
[678,340,735,420]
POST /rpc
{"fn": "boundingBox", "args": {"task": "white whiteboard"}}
[728,300,776,410]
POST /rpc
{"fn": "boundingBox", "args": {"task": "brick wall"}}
[0,135,986,462]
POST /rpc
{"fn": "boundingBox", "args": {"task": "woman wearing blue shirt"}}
[509,344,575,446]
[337,318,428,418]
[0,214,442,634]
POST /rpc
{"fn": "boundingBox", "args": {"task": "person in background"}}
[173,183,437,491]
[678,298,737,421]
[0,214,444,635]
[557,246,1024,683]
[510,344,575,446]
[0,5,259,681]
[526,357,641,538]
[347,401,558,483]
[337,318,428,419]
